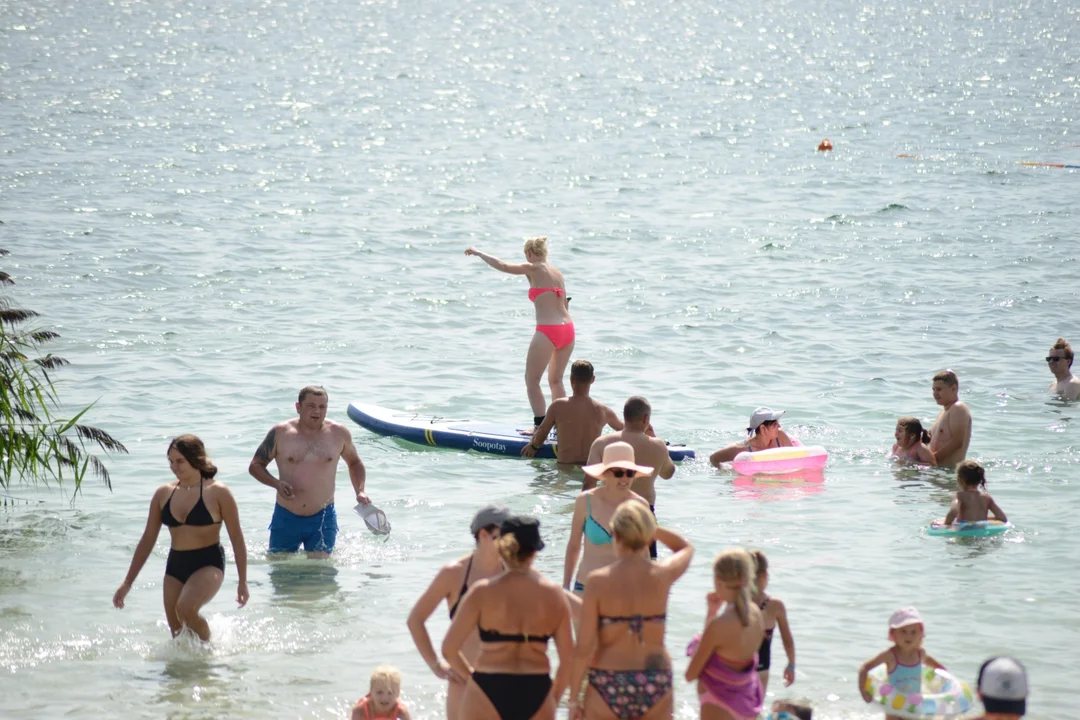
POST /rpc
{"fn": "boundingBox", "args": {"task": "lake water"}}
[1,0,1076,717]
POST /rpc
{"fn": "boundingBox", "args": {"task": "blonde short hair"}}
[370,665,402,694]
[610,501,656,552]
[523,236,548,260]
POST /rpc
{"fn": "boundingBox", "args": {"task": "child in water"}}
[890,417,935,464]
[768,699,813,720]
[858,608,945,720]
[353,666,411,720]
[749,550,797,693]
[943,460,1007,525]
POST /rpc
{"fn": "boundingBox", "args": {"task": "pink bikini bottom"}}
[536,323,575,350]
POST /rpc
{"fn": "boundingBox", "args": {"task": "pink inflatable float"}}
[731,445,828,476]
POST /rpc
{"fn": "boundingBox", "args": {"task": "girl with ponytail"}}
[890,417,935,465]
[685,548,765,719]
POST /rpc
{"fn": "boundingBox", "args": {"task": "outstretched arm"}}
[464,247,531,275]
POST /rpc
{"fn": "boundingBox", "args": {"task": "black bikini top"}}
[449,555,473,620]
[161,479,220,527]
[478,625,553,644]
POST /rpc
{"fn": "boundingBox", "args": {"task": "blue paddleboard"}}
[347,403,696,461]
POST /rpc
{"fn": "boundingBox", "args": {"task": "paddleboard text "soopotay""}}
[472,439,508,452]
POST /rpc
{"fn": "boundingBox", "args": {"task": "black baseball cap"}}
[500,515,545,552]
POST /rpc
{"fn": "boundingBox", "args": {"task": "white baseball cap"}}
[978,656,1027,715]
[748,407,785,432]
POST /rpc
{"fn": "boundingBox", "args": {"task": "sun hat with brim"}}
[978,656,1027,715]
[887,606,923,636]
[582,441,654,478]
[748,407,786,432]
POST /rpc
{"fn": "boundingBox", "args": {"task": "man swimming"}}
[1047,338,1080,401]
[521,360,623,465]
[584,396,675,558]
[929,370,972,468]
[249,385,370,559]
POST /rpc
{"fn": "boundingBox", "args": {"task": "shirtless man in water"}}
[929,370,972,468]
[585,396,675,558]
[1047,338,1080,401]
[249,386,370,559]
[521,360,623,464]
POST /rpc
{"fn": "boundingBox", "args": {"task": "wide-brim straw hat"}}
[582,441,654,478]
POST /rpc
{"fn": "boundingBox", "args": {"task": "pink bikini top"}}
[528,287,565,302]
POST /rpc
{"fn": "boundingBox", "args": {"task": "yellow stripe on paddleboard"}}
[425,428,435,445]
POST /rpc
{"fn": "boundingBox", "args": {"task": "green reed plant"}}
[0,248,127,493]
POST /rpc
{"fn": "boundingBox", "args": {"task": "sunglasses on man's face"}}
[608,469,637,479]
[1047,356,1066,363]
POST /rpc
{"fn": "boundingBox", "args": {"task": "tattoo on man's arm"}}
[255,429,275,463]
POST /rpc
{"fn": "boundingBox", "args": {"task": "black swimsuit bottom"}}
[472,672,552,719]
[165,544,225,584]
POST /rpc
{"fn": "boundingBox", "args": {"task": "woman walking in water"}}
[442,515,573,719]
[407,505,511,720]
[466,237,574,430]
[567,501,694,720]
[113,435,249,641]
[564,443,652,596]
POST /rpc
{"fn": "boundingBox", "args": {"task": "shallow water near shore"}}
[1,0,1076,717]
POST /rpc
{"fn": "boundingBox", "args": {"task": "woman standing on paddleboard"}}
[466,237,574,431]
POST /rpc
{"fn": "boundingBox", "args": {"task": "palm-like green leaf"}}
[0,248,127,495]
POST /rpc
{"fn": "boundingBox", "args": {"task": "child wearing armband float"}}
[858,608,945,720]
[353,666,411,720]
[890,417,935,465]
[944,460,1007,525]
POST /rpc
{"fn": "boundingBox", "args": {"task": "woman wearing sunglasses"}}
[564,442,652,596]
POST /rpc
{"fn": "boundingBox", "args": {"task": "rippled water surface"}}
[1,0,1077,717]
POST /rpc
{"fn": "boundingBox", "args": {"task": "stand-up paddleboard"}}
[347,403,696,461]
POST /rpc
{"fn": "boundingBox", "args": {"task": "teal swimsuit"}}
[585,496,613,546]
[575,496,613,592]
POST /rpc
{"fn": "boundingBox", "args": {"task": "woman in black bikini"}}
[112,434,248,641]
[407,504,511,720]
[568,501,694,720]
[442,515,573,720]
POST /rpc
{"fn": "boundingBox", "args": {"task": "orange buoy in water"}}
[817,138,833,152]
